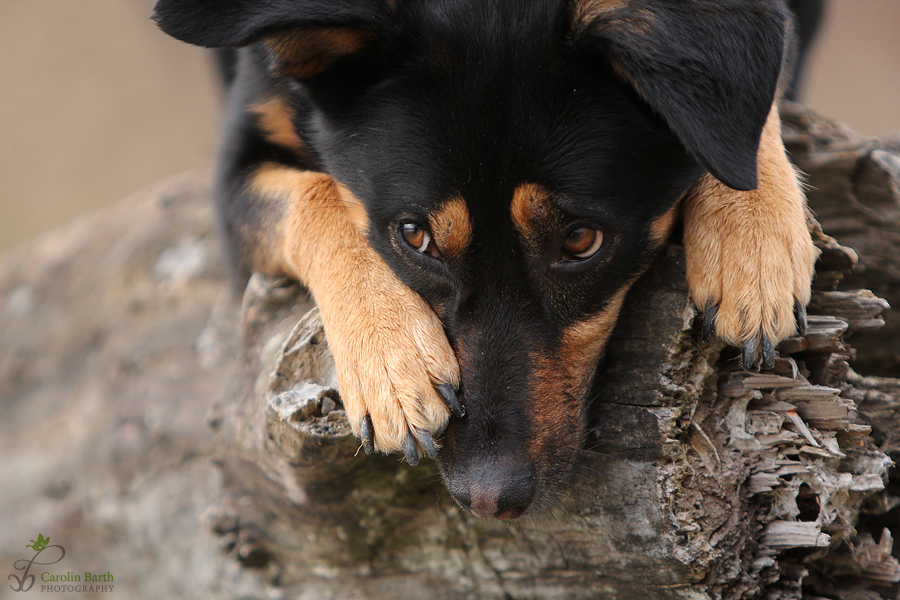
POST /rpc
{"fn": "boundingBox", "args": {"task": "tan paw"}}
[684,141,819,369]
[316,260,462,464]
[265,169,463,464]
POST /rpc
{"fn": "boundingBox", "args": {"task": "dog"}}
[153,0,819,520]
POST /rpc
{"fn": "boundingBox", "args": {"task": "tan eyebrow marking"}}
[429,195,473,257]
[510,183,555,242]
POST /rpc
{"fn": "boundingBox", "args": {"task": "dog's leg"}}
[683,103,819,369]
[233,162,460,461]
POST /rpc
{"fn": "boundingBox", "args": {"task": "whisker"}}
[582,417,617,439]
[578,445,655,458]
[574,449,642,468]
[567,470,601,485]
[565,457,637,480]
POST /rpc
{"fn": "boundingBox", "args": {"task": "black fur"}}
[571,1,790,190]
[155,0,794,517]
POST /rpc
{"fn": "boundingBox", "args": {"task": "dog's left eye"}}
[401,222,440,258]
[562,226,603,260]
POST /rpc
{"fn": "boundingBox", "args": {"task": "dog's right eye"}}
[561,226,604,261]
[401,222,440,258]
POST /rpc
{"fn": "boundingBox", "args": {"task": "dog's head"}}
[155,0,789,518]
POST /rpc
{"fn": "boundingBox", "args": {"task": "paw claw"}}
[761,336,776,370]
[741,337,758,371]
[402,431,420,466]
[321,266,459,459]
[438,383,465,418]
[702,304,718,342]
[360,415,375,456]
[417,430,437,460]
[684,164,818,374]
[795,301,808,336]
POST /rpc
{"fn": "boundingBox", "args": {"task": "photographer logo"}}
[8,534,114,594]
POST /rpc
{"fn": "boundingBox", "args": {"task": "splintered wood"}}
[710,226,900,598]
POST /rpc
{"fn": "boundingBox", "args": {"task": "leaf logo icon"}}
[26,534,49,552]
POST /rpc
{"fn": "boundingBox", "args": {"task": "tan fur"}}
[267,28,375,79]
[250,97,305,156]
[510,183,554,243]
[527,351,583,464]
[571,0,656,42]
[527,288,629,462]
[429,196,473,257]
[649,204,679,245]
[558,287,629,391]
[250,164,459,453]
[683,104,819,346]
[571,0,630,28]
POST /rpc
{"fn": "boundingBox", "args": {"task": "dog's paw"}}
[684,172,819,370]
[317,264,462,464]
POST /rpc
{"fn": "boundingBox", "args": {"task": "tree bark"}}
[1,107,898,600]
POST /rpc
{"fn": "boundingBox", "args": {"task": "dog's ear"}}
[152,0,387,78]
[570,0,790,191]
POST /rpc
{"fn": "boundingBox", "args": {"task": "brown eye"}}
[401,222,439,257]
[562,226,603,260]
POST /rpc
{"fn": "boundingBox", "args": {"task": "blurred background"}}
[1,0,898,252]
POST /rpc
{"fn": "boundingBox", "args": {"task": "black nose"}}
[448,457,536,519]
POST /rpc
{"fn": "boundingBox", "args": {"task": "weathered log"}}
[782,102,900,376]
[1,107,899,600]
